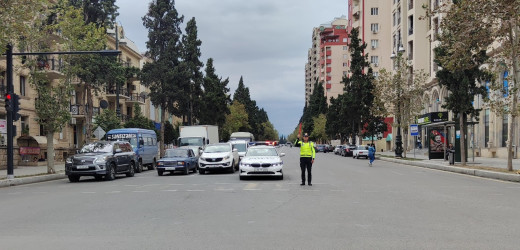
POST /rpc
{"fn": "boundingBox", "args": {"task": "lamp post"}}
[391,45,405,158]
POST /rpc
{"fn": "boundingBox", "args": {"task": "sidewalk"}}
[378,149,520,182]
[0,163,66,187]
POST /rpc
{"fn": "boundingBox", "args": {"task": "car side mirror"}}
[280,153,286,157]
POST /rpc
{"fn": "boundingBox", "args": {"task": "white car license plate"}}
[76,165,89,169]
[165,167,176,170]
[255,168,267,172]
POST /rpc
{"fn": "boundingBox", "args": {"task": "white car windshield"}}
[204,145,230,153]
[179,137,204,147]
[233,143,247,152]
[247,148,278,157]
[165,149,189,158]
[80,142,113,153]
[358,146,367,150]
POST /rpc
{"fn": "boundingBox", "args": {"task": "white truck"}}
[178,125,219,157]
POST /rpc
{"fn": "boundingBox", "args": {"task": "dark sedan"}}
[157,148,198,176]
[341,145,357,157]
[315,144,327,152]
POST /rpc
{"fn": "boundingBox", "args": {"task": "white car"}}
[353,145,369,159]
[198,143,239,174]
[230,140,248,162]
[239,146,285,180]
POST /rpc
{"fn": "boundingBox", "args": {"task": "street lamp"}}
[390,45,405,158]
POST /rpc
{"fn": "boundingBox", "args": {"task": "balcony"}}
[326,83,332,89]
[326,67,332,73]
[326,51,331,56]
[70,104,100,118]
[126,93,146,104]
[105,87,130,99]
[36,57,65,80]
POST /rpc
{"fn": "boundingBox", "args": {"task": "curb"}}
[378,156,520,183]
[0,173,67,188]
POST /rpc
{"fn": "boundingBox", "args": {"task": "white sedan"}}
[353,145,369,159]
[198,143,239,174]
[239,146,285,180]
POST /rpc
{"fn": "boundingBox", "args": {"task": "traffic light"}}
[5,93,12,112]
[12,93,20,121]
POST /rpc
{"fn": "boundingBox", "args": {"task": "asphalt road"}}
[0,147,519,250]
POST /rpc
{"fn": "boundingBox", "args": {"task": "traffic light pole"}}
[6,45,14,179]
[3,46,120,179]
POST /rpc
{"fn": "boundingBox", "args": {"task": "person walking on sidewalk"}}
[368,143,376,166]
[294,132,315,186]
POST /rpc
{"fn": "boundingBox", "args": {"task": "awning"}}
[386,134,392,142]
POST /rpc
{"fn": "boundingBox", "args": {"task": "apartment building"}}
[0,24,171,167]
[305,16,349,105]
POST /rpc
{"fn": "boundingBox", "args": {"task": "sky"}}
[115,0,347,137]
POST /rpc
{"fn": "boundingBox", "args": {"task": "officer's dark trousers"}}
[300,157,313,184]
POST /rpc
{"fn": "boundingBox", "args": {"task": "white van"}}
[230,140,249,161]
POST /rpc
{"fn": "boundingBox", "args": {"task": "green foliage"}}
[301,81,328,135]
[199,58,231,134]
[69,0,119,28]
[232,76,269,139]
[32,76,72,135]
[222,101,251,140]
[259,121,279,141]
[311,114,328,143]
[124,103,156,131]
[163,120,178,145]
[94,108,121,133]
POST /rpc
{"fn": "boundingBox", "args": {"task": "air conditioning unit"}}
[371,45,376,49]
[374,63,379,67]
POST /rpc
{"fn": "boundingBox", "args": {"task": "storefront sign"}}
[417,112,448,125]
[20,147,41,155]
[0,119,6,134]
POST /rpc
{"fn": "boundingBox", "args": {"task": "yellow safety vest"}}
[295,140,315,158]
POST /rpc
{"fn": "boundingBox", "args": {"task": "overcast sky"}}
[116,0,347,136]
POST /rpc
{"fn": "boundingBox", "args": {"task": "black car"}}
[65,141,136,182]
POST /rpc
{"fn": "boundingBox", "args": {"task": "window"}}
[370,56,379,64]
[371,8,378,15]
[393,13,396,26]
[0,71,5,95]
[397,8,401,25]
[408,15,414,35]
[343,46,348,50]
[371,23,379,33]
[343,38,347,42]
[502,115,508,147]
[484,109,490,147]
[371,39,379,49]
[20,75,26,96]
[343,54,348,59]
[503,71,509,97]
[343,71,348,76]
[373,72,379,78]
[343,62,348,67]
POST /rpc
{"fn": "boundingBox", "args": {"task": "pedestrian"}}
[294,132,315,186]
[447,143,455,165]
[368,143,376,166]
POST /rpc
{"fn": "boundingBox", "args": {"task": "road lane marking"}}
[273,189,289,191]
[81,192,96,194]
[132,191,149,193]
[215,188,234,191]
[186,190,204,192]
[162,190,178,192]
[106,191,121,194]
[244,183,259,190]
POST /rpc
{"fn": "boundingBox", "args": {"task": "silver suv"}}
[65,141,136,182]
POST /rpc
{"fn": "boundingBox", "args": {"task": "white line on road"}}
[244,189,262,191]
[273,189,289,191]
[81,192,96,194]
[132,191,149,193]
[106,191,121,194]
[215,188,234,191]
[161,190,178,192]
[186,190,204,192]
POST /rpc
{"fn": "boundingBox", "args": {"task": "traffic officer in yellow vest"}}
[294,132,316,186]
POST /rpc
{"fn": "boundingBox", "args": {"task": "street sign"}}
[94,127,106,139]
[410,124,419,136]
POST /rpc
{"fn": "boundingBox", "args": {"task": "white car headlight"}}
[223,155,231,160]
[66,157,73,164]
[177,161,185,166]
[271,162,283,167]
[240,162,250,167]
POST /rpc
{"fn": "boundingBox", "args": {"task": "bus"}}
[229,132,255,142]
[106,128,158,172]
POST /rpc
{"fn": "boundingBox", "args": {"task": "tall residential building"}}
[305,16,348,105]
[348,0,392,76]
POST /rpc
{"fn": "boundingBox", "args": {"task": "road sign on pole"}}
[410,124,419,136]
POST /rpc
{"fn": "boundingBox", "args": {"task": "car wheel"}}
[136,160,143,173]
[192,166,197,173]
[126,162,135,177]
[147,159,156,170]
[199,169,205,175]
[229,161,235,173]
[157,170,163,176]
[105,164,116,181]
[68,175,80,182]
[278,174,284,180]
[183,165,189,175]
[94,175,103,181]
[239,175,245,180]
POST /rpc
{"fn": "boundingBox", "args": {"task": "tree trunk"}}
[85,84,93,143]
[46,132,55,174]
[460,112,466,166]
[506,21,520,172]
[160,105,166,157]
[403,127,408,158]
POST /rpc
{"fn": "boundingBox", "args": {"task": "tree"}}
[142,0,184,156]
[326,96,346,141]
[432,0,492,166]
[342,27,376,145]
[124,103,158,135]
[259,121,279,141]
[180,17,204,125]
[69,0,118,28]
[32,75,72,174]
[94,108,121,134]
[301,81,327,137]
[311,114,328,143]
[199,58,231,138]
[163,120,178,145]
[376,52,427,158]
[233,76,265,137]
[222,101,250,141]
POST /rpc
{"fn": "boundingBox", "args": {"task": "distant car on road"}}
[315,144,327,152]
[65,141,136,182]
[342,145,357,157]
[156,148,198,176]
[239,145,285,180]
[353,145,369,159]
[334,145,344,155]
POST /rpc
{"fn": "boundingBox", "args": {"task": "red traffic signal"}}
[5,93,12,100]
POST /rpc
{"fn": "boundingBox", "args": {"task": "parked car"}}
[239,145,285,180]
[342,145,357,157]
[65,141,136,182]
[334,145,344,155]
[315,144,327,152]
[353,145,369,159]
[198,143,239,174]
[326,144,334,152]
[156,148,198,176]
